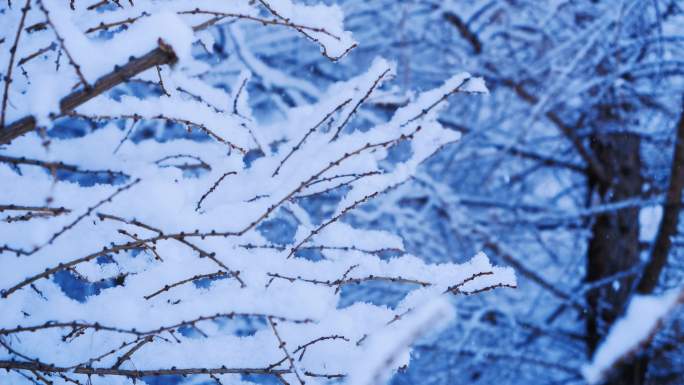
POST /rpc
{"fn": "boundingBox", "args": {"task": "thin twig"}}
[1,0,32,128]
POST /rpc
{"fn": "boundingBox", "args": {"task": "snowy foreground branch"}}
[0,1,514,384]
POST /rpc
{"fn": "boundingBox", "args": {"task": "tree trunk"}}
[586,131,645,384]
[586,103,684,384]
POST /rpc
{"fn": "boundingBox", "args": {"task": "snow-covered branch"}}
[0,1,512,384]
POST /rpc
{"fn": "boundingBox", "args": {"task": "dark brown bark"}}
[0,42,177,145]
[585,131,644,384]
[443,12,482,54]
[590,104,684,384]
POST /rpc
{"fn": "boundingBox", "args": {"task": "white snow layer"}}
[0,1,512,384]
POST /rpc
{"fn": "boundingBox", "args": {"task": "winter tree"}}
[0,1,516,385]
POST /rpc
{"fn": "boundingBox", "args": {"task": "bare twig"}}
[1,0,31,128]
[0,313,312,337]
[256,0,356,61]
[196,171,237,211]
[111,336,153,369]
[268,317,305,385]
[21,179,140,256]
[330,71,390,141]
[0,360,290,377]
[144,271,228,300]
[273,98,351,177]
[37,0,89,88]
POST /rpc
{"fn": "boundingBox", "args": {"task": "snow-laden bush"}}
[0,1,515,384]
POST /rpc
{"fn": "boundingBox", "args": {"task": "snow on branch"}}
[0,1,510,384]
[0,0,356,143]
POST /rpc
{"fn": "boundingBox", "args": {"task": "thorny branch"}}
[0,312,313,337]
[0,4,515,381]
[0,0,31,128]
[0,154,129,181]
[144,271,228,300]
[1,80,481,297]
[37,0,89,88]
[273,98,351,177]
[257,0,356,61]
[268,317,305,385]
[1,179,140,257]
[66,112,248,153]
[0,3,355,144]
[0,360,292,377]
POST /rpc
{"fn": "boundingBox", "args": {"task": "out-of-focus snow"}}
[582,288,684,384]
[639,206,663,242]
[346,297,455,385]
